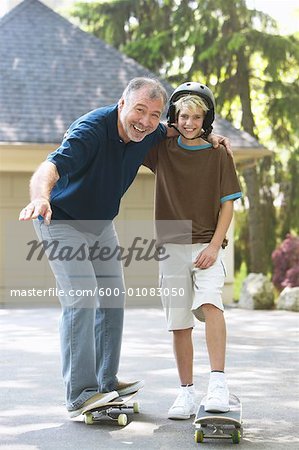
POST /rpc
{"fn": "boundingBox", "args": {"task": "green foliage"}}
[234,208,250,272]
[67,0,299,276]
[233,261,248,302]
[70,0,176,72]
[276,148,299,239]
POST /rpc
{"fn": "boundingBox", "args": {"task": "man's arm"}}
[164,123,232,155]
[194,200,234,269]
[206,133,232,156]
[19,160,60,224]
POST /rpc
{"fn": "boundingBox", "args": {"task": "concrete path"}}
[0,307,298,449]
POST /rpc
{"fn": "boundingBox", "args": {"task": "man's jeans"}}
[33,220,125,410]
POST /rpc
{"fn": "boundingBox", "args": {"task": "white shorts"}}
[159,243,226,331]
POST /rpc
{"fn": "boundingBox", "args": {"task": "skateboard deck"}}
[82,391,140,426]
[194,394,243,444]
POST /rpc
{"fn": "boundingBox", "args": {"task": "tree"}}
[68,0,299,274]
[181,0,299,273]
[69,0,176,73]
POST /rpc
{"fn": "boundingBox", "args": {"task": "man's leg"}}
[59,306,98,404]
[94,306,124,392]
[90,222,142,394]
[33,220,117,415]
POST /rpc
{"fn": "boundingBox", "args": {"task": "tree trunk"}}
[236,50,268,274]
[242,166,268,273]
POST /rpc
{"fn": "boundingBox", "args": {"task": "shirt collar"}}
[107,104,123,141]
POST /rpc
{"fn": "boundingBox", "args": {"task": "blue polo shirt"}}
[47,104,166,221]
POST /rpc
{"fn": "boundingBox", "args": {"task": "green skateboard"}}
[194,394,243,444]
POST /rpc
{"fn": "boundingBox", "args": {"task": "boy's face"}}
[176,105,205,140]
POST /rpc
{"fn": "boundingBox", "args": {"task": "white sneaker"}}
[205,372,230,413]
[168,386,197,420]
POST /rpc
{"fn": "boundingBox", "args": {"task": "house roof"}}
[0,0,271,163]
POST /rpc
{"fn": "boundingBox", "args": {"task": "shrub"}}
[272,234,299,291]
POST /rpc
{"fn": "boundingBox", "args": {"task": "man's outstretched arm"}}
[19,161,59,224]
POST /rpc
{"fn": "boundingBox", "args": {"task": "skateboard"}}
[82,391,140,426]
[194,394,243,444]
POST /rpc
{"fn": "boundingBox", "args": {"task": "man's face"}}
[118,87,164,143]
[176,105,205,140]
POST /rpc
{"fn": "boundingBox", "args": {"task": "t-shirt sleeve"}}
[157,123,167,139]
[220,150,242,203]
[142,143,159,172]
[47,121,100,178]
[142,123,166,172]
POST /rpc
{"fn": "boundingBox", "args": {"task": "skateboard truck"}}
[194,394,243,444]
[83,391,140,426]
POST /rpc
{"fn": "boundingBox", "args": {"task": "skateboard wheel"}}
[133,402,139,413]
[194,430,204,443]
[84,412,94,425]
[118,413,128,426]
[231,429,241,444]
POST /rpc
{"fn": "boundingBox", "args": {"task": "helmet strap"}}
[170,124,207,141]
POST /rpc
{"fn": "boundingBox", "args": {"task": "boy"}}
[143,82,242,419]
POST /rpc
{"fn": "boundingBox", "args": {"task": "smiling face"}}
[173,94,209,144]
[177,106,205,143]
[117,86,164,143]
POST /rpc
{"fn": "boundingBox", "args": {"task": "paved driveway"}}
[0,307,298,449]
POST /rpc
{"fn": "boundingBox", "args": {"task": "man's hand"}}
[194,243,220,269]
[19,161,59,225]
[19,198,52,224]
[207,133,232,156]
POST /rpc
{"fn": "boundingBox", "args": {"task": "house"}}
[0,0,271,306]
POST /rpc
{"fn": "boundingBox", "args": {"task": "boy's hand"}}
[19,198,52,224]
[207,133,233,156]
[194,243,220,269]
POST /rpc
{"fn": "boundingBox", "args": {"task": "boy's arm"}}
[19,161,60,224]
[194,200,234,269]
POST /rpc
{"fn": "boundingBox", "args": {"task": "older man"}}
[19,77,230,418]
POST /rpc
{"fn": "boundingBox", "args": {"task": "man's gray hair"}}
[122,77,168,108]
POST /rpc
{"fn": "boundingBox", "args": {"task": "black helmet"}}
[167,82,215,134]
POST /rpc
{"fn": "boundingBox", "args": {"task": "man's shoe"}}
[205,372,230,413]
[68,391,118,418]
[116,379,145,396]
[168,385,197,420]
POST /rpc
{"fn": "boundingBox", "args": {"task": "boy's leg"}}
[173,328,193,385]
[160,244,197,419]
[168,327,197,419]
[191,245,229,412]
[201,304,226,371]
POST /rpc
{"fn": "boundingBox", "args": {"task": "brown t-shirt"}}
[143,137,242,245]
